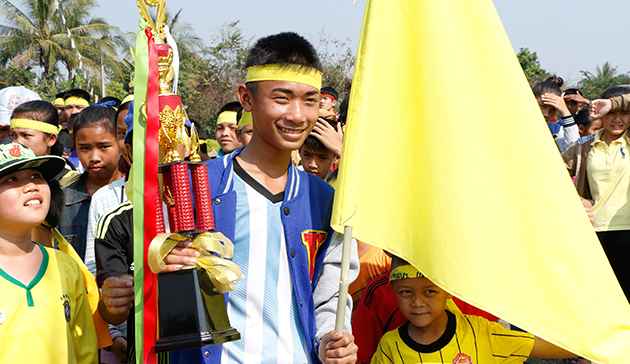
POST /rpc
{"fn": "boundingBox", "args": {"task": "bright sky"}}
[93,0,630,86]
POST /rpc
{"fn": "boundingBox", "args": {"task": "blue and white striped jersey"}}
[221,167,309,364]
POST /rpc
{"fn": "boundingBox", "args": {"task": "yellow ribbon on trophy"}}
[148,232,243,293]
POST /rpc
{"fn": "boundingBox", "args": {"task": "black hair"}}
[337,93,350,127]
[532,81,561,98]
[218,101,242,115]
[116,100,132,122]
[321,86,339,102]
[63,89,91,104]
[72,105,117,145]
[55,91,66,100]
[11,100,63,156]
[600,86,630,100]
[390,255,411,271]
[99,96,121,109]
[124,129,133,147]
[564,88,582,96]
[56,129,73,149]
[545,75,564,88]
[574,109,593,128]
[46,178,64,227]
[245,32,323,95]
[302,117,337,152]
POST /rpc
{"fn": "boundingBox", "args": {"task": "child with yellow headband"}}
[63,88,91,121]
[10,100,63,157]
[159,32,359,364]
[371,256,575,364]
[215,101,243,156]
[236,109,253,146]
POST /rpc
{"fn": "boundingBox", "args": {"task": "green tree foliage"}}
[578,62,630,99]
[0,0,123,81]
[179,21,250,136]
[516,48,549,86]
[0,65,35,88]
[315,30,354,99]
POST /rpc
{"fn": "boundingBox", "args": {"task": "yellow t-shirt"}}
[371,310,534,364]
[587,130,630,231]
[0,244,98,364]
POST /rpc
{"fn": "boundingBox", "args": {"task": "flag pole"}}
[335,225,353,332]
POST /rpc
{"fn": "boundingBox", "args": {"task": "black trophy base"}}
[155,267,240,353]
[154,327,240,353]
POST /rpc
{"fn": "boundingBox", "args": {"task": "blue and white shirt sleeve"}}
[556,115,579,153]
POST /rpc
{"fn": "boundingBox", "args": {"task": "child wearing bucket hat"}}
[0,137,98,364]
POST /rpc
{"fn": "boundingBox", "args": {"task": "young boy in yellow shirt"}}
[372,256,574,364]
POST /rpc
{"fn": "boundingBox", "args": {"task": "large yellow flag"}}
[332,1,630,362]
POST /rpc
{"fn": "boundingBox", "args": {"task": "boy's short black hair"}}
[574,109,593,127]
[72,105,117,143]
[564,88,582,96]
[302,117,337,152]
[532,81,561,98]
[245,32,323,95]
[218,101,242,116]
[390,255,411,271]
[321,86,338,102]
[600,86,630,100]
[63,89,91,104]
[55,91,66,100]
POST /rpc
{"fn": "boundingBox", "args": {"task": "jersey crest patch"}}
[452,353,473,364]
[301,230,328,280]
[61,294,71,323]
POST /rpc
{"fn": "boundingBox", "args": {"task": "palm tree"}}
[578,62,630,98]
[0,0,123,81]
[164,8,204,53]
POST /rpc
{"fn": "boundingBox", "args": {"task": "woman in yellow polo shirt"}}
[562,86,630,302]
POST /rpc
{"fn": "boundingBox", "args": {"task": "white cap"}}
[0,86,41,126]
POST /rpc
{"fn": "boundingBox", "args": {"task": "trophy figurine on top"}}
[136,0,242,353]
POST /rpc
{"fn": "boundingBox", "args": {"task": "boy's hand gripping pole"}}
[334,225,353,332]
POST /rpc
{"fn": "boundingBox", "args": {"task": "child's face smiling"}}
[602,110,630,141]
[245,80,320,153]
[0,169,50,235]
[392,277,452,332]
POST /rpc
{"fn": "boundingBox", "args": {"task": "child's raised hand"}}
[311,119,344,157]
[318,330,358,364]
[541,93,571,117]
[564,93,590,105]
[590,99,612,119]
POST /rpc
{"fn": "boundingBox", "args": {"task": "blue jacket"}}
[171,149,357,364]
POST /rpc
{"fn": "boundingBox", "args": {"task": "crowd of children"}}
[0,31,625,364]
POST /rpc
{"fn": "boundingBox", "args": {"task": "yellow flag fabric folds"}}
[331,1,630,362]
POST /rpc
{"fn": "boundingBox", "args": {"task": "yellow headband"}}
[217,110,237,125]
[238,111,253,129]
[64,96,89,107]
[204,139,221,153]
[246,64,322,90]
[53,98,64,106]
[390,265,426,282]
[11,118,61,135]
[121,94,134,105]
